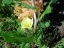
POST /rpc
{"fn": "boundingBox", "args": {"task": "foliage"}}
[14,0,36,9]
[3,0,12,5]
[0,0,64,48]
[55,38,64,48]
[39,0,57,21]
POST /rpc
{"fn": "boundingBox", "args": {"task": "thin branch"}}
[32,0,37,48]
[32,0,37,33]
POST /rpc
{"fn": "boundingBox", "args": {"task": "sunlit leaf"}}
[44,6,52,14]
[41,45,48,48]
[45,21,50,27]
[39,0,57,21]
[40,22,46,28]
[3,0,12,5]
[23,43,30,48]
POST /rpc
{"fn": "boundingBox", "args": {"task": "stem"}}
[32,0,37,48]
[38,0,52,21]
[32,0,37,33]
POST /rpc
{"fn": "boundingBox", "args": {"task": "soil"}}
[43,0,64,48]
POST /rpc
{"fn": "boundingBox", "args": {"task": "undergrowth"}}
[0,0,64,48]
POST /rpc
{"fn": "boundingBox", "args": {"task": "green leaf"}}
[36,35,42,45]
[20,2,36,9]
[50,0,57,4]
[41,45,48,48]
[17,27,25,34]
[19,43,30,48]
[19,43,25,48]
[14,1,36,9]
[0,14,2,17]
[0,0,2,4]
[0,22,3,27]
[23,43,30,48]
[3,42,8,48]
[3,0,12,5]
[0,43,2,46]
[40,22,46,28]
[45,21,50,27]
[55,38,64,48]
[0,22,3,32]
[0,31,33,43]
[44,6,52,14]
[39,0,57,21]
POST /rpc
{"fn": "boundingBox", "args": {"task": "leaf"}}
[0,0,2,4]
[19,43,30,48]
[44,6,52,14]
[50,0,57,4]
[0,14,3,17]
[0,22,3,32]
[20,2,36,9]
[23,43,30,48]
[36,35,42,45]
[14,1,36,9]
[55,38,64,48]
[0,22,3,27]
[39,0,57,21]
[3,0,12,5]
[40,22,46,28]
[17,27,25,35]
[3,42,8,48]
[0,43,2,46]
[0,31,33,43]
[19,43,25,48]
[41,45,48,48]
[45,21,50,27]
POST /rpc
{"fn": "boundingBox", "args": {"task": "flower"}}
[21,17,33,30]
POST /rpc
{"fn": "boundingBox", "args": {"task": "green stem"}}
[38,0,52,21]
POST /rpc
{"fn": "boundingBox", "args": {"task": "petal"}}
[21,17,33,30]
